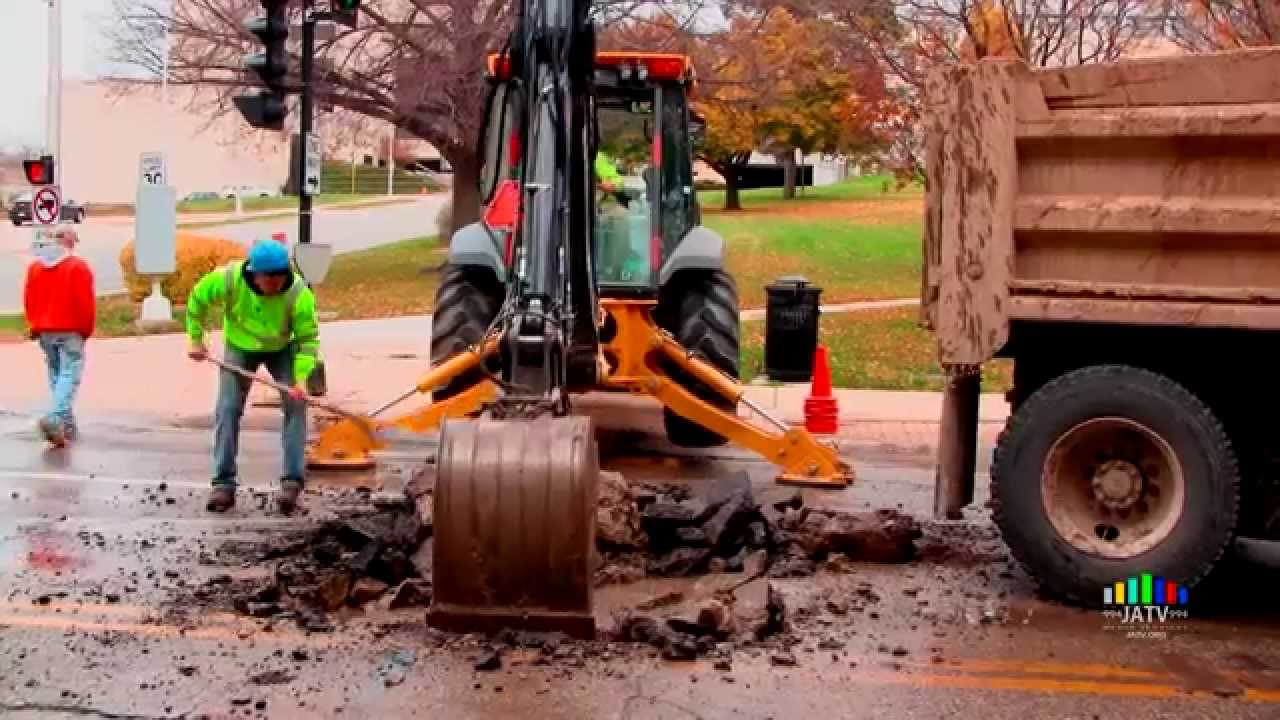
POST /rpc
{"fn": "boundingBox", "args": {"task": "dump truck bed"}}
[921,48,1280,367]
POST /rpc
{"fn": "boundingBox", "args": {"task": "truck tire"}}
[991,365,1239,606]
[430,265,504,401]
[656,270,740,447]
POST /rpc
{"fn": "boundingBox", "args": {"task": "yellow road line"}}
[3,606,1277,704]
[0,601,241,624]
[873,669,1280,702]
[923,657,1167,681]
[0,613,333,646]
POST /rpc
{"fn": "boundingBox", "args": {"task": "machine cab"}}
[480,51,709,296]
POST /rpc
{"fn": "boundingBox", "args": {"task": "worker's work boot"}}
[37,417,66,448]
[276,480,303,515]
[206,486,236,513]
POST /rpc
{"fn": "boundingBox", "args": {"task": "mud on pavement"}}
[162,464,935,663]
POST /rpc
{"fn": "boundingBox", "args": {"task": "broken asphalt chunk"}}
[387,579,432,610]
[474,648,503,672]
[596,471,648,551]
[647,547,712,577]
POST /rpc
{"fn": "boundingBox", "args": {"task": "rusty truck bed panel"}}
[922,48,1280,366]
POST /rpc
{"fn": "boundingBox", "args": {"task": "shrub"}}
[119,232,247,304]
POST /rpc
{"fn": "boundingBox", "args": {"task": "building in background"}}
[58,81,444,206]
[61,81,289,205]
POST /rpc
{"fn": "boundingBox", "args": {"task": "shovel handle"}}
[204,355,368,423]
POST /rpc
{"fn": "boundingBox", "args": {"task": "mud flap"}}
[429,416,600,639]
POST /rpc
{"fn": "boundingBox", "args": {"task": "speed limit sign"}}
[139,152,167,186]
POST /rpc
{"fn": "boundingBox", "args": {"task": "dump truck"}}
[923,48,1280,605]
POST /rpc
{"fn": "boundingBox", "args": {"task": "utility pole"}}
[46,0,62,173]
[386,123,394,196]
[299,1,316,245]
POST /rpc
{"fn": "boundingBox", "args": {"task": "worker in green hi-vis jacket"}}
[185,239,320,516]
[596,151,624,195]
[594,151,650,282]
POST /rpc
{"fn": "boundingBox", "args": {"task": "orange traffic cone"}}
[804,345,839,434]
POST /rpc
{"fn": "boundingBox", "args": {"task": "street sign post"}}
[32,186,60,225]
[135,153,177,326]
[304,133,322,197]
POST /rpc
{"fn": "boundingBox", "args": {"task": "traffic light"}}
[331,0,360,29]
[22,155,55,185]
[234,0,291,131]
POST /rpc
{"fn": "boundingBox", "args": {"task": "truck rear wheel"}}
[991,365,1239,605]
[656,270,740,448]
[430,265,504,400]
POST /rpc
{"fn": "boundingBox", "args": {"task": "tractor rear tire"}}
[430,265,504,401]
[657,270,741,448]
[991,365,1240,606]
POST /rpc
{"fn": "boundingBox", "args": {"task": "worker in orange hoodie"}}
[23,227,95,447]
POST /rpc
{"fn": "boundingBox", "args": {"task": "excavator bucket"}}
[429,415,600,639]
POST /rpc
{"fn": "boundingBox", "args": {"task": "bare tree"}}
[105,0,694,236]
[1161,1,1280,51]
[755,0,1162,182]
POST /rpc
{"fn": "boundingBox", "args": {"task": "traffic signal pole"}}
[299,3,315,246]
[46,0,62,182]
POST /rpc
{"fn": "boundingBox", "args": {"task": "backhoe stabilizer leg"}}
[599,300,853,487]
[646,374,853,487]
[306,340,500,470]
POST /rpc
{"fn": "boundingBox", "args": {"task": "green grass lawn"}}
[0,314,26,338]
[312,236,445,320]
[701,175,923,307]
[741,308,1012,392]
[699,173,921,210]
[710,215,920,308]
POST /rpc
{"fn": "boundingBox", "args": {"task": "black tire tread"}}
[430,265,503,400]
[657,270,741,447]
[990,364,1240,606]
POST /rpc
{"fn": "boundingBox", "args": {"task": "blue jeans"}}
[37,332,85,432]
[213,343,307,487]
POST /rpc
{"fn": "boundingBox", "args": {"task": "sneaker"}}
[37,418,66,448]
[276,480,303,515]
[206,486,236,513]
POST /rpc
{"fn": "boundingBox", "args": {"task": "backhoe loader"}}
[308,0,852,637]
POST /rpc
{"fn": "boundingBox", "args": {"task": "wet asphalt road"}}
[2,409,1280,719]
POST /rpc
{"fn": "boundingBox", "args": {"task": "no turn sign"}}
[32,186,60,225]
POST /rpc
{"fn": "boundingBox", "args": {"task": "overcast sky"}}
[0,0,724,151]
[0,0,125,150]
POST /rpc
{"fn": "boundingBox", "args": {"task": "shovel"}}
[203,355,384,443]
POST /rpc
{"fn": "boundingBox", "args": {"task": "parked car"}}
[220,184,279,199]
[8,193,86,226]
[183,191,221,202]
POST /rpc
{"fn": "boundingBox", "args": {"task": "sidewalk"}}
[0,314,1008,455]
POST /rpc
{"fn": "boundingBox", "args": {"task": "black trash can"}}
[765,276,822,383]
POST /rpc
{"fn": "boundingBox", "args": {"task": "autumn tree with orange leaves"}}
[603,8,893,209]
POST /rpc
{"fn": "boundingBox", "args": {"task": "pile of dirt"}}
[202,469,921,643]
[180,504,434,633]
[595,470,921,658]
[596,470,922,584]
